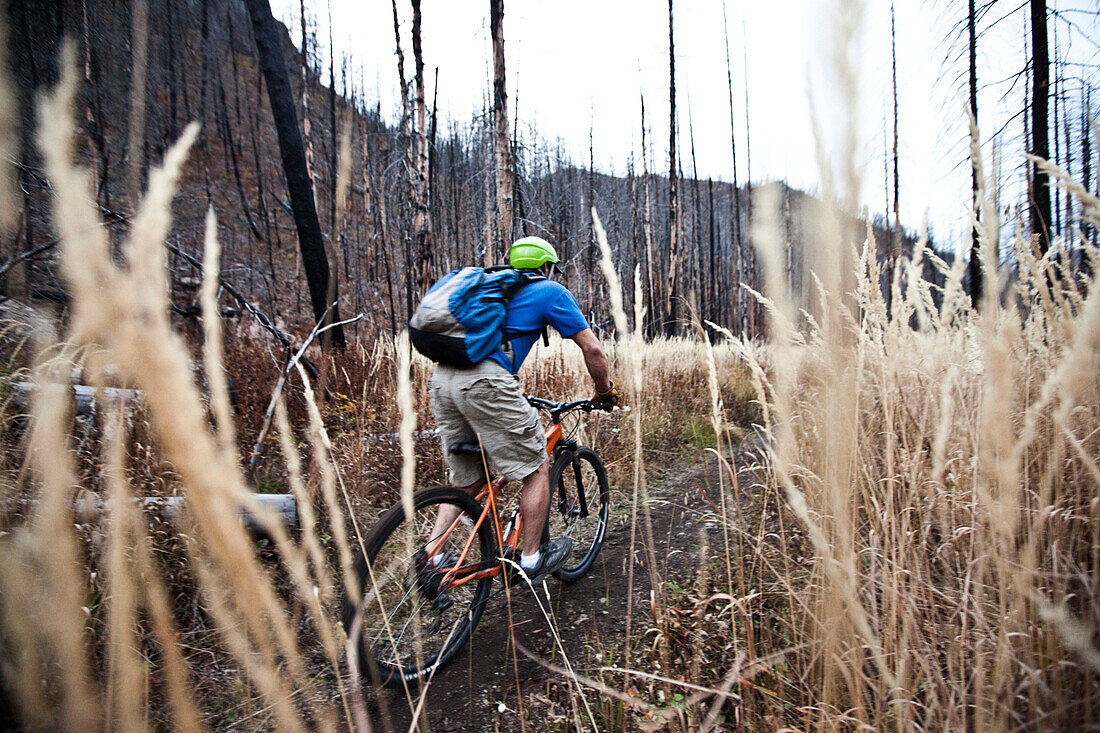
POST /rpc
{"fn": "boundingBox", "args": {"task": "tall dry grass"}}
[0,46,363,731]
[566,6,1100,730]
[576,177,1100,731]
[721,177,1099,728]
[598,67,1100,733]
[718,17,1098,731]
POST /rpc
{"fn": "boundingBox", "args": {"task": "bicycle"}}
[343,396,611,688]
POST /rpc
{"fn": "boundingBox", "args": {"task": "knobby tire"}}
[343,486,496,688]
[544,447,611,582]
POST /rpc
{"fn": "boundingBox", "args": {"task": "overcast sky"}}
[272,0,1098,256]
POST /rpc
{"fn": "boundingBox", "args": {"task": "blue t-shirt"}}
[488,279,589,374]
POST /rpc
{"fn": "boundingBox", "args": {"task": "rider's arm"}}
[570,328,611,393]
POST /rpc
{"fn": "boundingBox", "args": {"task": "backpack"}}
[409,266,545,368]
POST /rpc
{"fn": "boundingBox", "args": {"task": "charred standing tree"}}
[665,0,680,337]
[890,2,900,260]
[1029,0,1051,253]
[243,0,344,347]
[967,0,983,305]
[391,0,414,320]
[299,0,316,190]
[125,0,148,208]
[743,20,756,336]
[687,103,704,320]
[1052,16,1061,237]
[1084,87,1094,249]
[410,0,433,292]
[640,94,657,337]
[0,0,17,238]
[428,66,440,235]
[1060,47,1072,241]
[722,1,742,331]
[588,123,597,311]
[490,0,513,259]
[707,177,716,323]
[887,0,901,312]
[391,0,410,137]
[327,0,337,233]
[481,113,495,266]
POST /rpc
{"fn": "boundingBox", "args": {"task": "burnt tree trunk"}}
[363,136,398,336]
[327,0,337,232]
[708,178,716,325]
[967,0,983,306]
[298,0,315,190]
[588,123,596,312]
[743,21,756,336]
[687,104,703,321]
[666,0,680,336]
[429,67,440,241]
[1083,87,1094,250]
[1029,0,1050,253]
[391,0,413,320]
[490,0,513,258]
[243,0,344,347]
[887,0,901,313]
[482,114,493,266]
[125,0,148,208]
[1058,39,1071,243]
[722,1,742,331]
[391,0,409,137]
[890,1,900,260]
[640,94,657,338]
[1052,16,1061,237]
[410,0,433,292]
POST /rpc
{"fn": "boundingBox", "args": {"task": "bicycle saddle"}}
[448,441,483,456]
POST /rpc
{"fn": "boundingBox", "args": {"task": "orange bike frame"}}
[433,421,563,588]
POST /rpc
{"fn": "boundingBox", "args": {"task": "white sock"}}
[429,552,445,567]
[520,550,541,570]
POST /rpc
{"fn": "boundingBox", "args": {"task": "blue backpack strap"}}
[500,269,549,344]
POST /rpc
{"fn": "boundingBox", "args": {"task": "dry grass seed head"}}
[19,44,348,727]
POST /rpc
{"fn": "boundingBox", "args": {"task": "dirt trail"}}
[362,448,753,732]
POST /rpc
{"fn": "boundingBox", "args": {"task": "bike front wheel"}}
[544,447,610,582]
[343,487,496,688]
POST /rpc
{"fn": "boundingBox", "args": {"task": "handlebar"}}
[525,395,594,422]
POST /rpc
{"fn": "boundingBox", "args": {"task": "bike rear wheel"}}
[343,487,496,688]
[544,447,610,582]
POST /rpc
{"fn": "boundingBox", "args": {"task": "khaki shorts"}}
[429,361,546,486]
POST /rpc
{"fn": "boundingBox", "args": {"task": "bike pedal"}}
[433,593,454,614]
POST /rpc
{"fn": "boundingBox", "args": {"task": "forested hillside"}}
[5,0,927,342]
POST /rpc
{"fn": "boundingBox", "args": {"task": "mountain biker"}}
[426,236,620,583]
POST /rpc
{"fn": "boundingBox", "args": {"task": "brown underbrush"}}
[226,327,758,509]
[574,181,1100,731]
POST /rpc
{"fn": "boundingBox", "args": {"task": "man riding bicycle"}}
[426,236,619,583]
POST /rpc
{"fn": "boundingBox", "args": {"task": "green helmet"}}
[508,236,560,270]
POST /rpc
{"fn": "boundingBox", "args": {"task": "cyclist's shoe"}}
[413,549,457,601]
[518,537,573,586]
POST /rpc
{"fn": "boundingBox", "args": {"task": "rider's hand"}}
[591,381,620,412]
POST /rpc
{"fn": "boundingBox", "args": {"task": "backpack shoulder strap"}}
[500,272,551,345]
[522,273,550,345]
[499,269,545,301]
